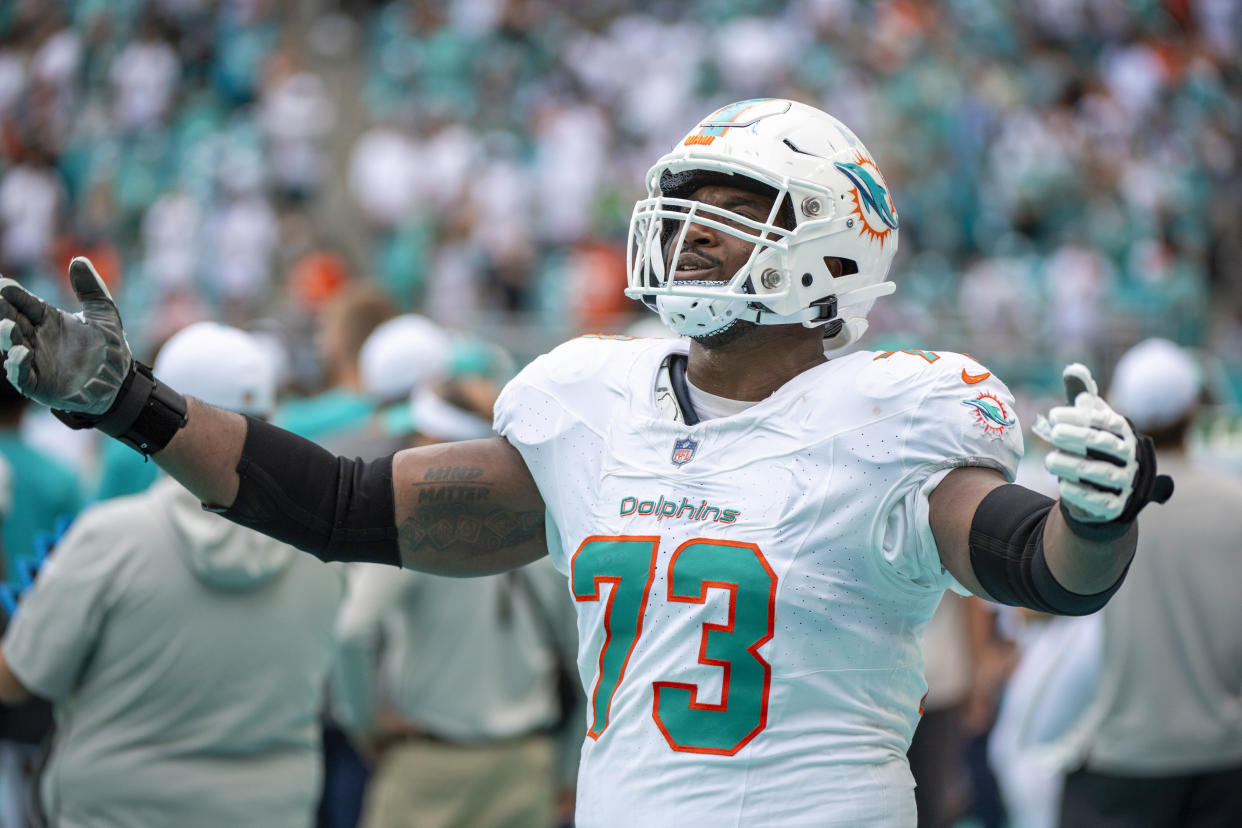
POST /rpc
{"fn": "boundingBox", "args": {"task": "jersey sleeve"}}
[494,341,584,452]
[494,337,634,544]
[870,351,1024,594]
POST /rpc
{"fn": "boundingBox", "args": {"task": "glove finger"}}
[1031,414,1054,443]
[1062,363,1099,404]
[1044,450,1130,491]
[1058,479,1125,521]
[1082,427,1131,460]
[0,318,17,351]
[1073,458,1135,491]
[1043,421,1132,461]
[1078,397,1132,435]
[1042,421,1094,455]
[0,306,39,347]
[2,344,35,391]
[1046,403,1131,436]
[68,257,114,306]
[0,278,48,324]
[1044,449,1083,482]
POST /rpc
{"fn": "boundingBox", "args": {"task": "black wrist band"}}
[53,361,188,457]
[1058,500,1134,543]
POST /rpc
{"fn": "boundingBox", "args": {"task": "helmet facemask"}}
[629,168,818,339]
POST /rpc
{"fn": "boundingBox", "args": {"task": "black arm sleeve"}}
[215,415,401,566]
[968,484,1128,616]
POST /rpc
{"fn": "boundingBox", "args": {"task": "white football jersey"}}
[494,336,1023,827]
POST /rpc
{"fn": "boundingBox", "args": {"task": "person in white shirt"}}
[0,322,345,827]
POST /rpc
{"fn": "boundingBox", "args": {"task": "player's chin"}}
[688,319,757,349]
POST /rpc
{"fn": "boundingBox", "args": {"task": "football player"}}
[0,99,1171,826]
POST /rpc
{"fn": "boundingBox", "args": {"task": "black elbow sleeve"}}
[968,484,1126,616]
[217,416,401,566]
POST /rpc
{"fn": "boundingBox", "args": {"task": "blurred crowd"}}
[1,3,1241,825]
[0,0,1239,395]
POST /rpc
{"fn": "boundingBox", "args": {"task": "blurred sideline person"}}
[909,593,1014,828]
[334,376,582,828]
[0,378,81,590]
[0,376,81,827]
[316,310,451,828]
[0,99,1174,826]
[0,453,24,828]
[1057,338,1242,828]
[0,322,345,828]
[987,606,1102,828]
[275,282,397,443]
[328,312,451,460]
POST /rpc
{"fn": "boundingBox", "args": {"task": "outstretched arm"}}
[155,401,547,574]
[0,258,546,577]
[930,464,1136,600]
[153,398,247,506]
[931,364,1172,614]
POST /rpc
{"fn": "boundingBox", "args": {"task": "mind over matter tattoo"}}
[398,465,545,556]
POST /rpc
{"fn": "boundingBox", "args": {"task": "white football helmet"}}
[626,99,899,349]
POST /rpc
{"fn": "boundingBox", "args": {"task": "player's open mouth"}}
[673,255,719,281]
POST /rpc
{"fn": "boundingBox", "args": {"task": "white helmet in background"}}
[359,314,451,405]
[626,98,899,350]
[154,322,277,417]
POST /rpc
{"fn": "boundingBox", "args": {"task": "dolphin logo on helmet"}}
[834,160,899,239]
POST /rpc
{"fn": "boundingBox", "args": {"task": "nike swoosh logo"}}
[961,369,991,384]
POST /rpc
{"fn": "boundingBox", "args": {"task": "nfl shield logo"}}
[671,437,698,467]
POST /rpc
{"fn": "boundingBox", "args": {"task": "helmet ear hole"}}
[824,257,859,278]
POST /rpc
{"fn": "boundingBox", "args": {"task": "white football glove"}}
[1033,363,1173,535]
[0,257,131,415]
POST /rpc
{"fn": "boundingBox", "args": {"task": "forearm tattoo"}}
[398,465,545,557]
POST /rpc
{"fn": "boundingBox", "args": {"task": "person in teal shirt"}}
[0,379,82,580]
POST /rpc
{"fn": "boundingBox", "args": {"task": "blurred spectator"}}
[910,593,1014,828]
[1057,339,1242,827]
[347,121,422,232]
[0,321,345,827]
[334,556,581,828]
[206,185,279,307]
[141,186,204,292]
[0,376,81,584]
[259,52,334,203]
[987,609,1103,828]
[274,281,396,443]
[0,146,65,280]
[332,376,582,828]
[0,0,1240,397]
[328,312,451,459]
[108,13,179,134]
[312,310,451,828]
[1041,239,1117,365]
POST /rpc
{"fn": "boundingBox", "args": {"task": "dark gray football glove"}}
[0,257,132,415]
